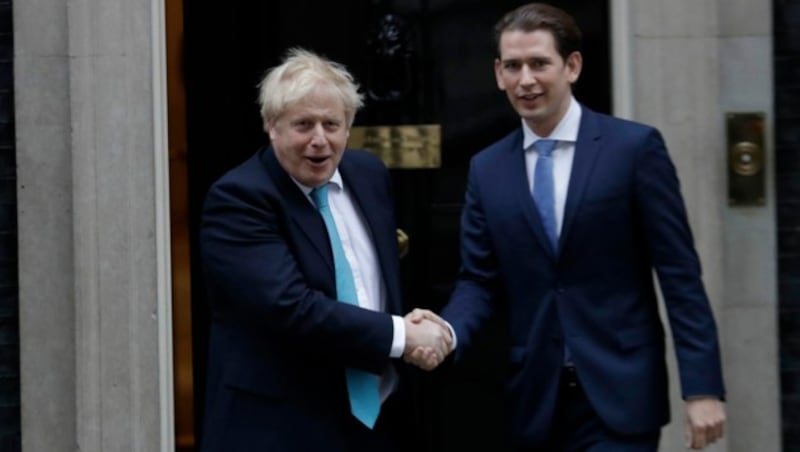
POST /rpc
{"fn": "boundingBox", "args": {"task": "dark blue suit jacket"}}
[441,106,725,447]
[199,147,403,451]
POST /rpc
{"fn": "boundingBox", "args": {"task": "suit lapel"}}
[560,107,602,249]
[261,148,335,275]
[508,131,558,260]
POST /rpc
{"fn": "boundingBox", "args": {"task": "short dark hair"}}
[493,3,582,61]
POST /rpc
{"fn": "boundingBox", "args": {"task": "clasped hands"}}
[403,308,452,371]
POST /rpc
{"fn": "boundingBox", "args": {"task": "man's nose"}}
[309,123,326,145]
[520,65,537,86]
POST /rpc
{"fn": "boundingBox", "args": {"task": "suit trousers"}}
[522,367,660,452]
[201,386,410,452]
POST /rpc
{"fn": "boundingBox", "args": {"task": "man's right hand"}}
[403,309,453,371]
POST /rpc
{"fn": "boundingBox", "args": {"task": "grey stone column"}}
[15,0,75,449]
[14,0,174,450]
[632,4,725,449]
[627,0,779,451]
[717,0,779,450]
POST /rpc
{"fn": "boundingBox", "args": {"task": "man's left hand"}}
[685,397,726,450]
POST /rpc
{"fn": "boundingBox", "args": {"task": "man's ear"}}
[494,58,506,90]
[566,51,583,84]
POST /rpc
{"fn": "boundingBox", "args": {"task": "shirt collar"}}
[522,96,582,150]
[292,168,344,197]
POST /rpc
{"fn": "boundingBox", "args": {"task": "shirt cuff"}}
[389,315,406,358]
[444,320,458,351]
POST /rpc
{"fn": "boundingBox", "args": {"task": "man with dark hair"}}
[433,3,726,450]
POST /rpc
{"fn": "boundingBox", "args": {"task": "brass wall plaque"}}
[349,124,441,169]
[726,112,766,206]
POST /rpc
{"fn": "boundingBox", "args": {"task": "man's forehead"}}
[280,101,346,119]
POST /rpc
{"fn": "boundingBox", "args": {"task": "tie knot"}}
[310,184,329,209]
[534,139,558,157]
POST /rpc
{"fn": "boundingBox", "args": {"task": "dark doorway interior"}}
[0,0,19,451]
[774,0,800,448]
[182,1,610,449]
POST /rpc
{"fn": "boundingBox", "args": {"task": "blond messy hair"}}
[257,48,364,126]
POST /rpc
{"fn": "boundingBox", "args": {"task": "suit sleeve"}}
[441,158,501,359]
[200,177,394,374]
[634,129,725,399]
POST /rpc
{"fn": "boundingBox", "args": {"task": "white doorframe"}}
[151,0,176,449]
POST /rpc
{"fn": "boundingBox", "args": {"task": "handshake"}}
[402,309,453,371]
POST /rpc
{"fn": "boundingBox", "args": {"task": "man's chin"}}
[520,111,546,124]
[298,168,334,188]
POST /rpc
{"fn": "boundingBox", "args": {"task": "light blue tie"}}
[532,139,559,253]
[532,140,573,365]
[310,184,381,429]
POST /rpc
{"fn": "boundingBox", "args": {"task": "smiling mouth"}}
[520,93,543,101]
[306,156,330,165]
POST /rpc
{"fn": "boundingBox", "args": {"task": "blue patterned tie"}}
[310,184,381,429]
[532,140,573,364]
[533,139,559,253]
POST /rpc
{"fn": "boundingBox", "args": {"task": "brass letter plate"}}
[349,124,441,169]
[726,112,766,206]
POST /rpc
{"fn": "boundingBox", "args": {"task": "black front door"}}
[182,1,610,449]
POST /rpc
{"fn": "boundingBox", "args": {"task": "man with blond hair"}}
[199,48,451,452]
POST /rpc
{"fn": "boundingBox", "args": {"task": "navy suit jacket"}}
[199,147,403,451]
[441,106,725,446]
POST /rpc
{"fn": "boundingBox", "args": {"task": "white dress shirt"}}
[523,96,582,235]
[295,170,404,402]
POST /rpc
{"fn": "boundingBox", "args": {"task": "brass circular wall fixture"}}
[730,141,763,176]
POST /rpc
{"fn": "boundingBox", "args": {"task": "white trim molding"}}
[611,0,634,119]
[151,0,176,449]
